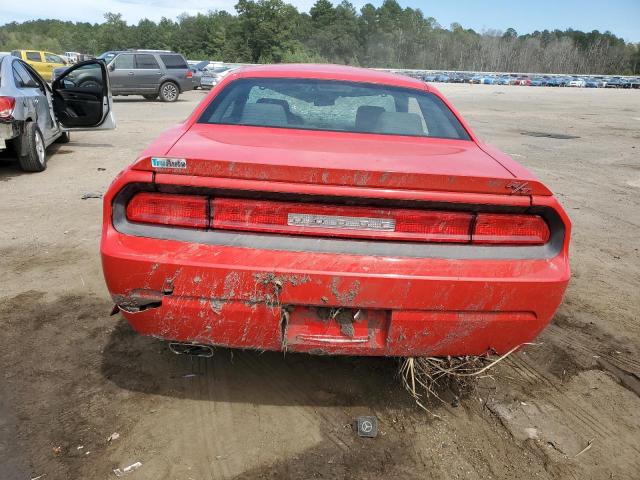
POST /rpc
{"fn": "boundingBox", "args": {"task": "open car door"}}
[51,59,115,131]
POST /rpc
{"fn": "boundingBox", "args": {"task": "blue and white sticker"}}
[151,157,187,169]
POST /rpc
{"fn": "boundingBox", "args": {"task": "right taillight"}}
[472,213,550,245]
[0,96,16,119]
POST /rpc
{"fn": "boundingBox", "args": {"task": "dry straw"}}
[399,343,531,416]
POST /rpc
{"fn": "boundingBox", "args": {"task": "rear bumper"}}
[200,77,216,88]
[178,78,194,92]
[0,122,20,148]
[101,227,570,356]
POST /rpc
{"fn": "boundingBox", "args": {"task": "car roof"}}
[231,63,429,91]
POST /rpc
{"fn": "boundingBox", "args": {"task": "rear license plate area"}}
[285,306,390,354]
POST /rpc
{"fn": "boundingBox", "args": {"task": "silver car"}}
[200,66,233,90]
[0,54,115,171]
[188,60,210,89]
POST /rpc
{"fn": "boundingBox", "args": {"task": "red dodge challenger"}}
[101,64,570,357]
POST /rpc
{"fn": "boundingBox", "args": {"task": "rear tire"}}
[56,131,71,144]
[18,123,47,172]
[159,82,179,102]
[143,94,158,101]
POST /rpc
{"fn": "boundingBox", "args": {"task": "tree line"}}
[1,0,639,75]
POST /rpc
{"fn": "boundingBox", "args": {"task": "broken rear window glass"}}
[198,78,471,140]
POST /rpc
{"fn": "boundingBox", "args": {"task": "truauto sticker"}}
[151,157,187,169]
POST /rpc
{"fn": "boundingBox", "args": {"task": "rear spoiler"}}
[131,155,552,197]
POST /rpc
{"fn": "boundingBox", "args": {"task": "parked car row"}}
[420,71,640,88]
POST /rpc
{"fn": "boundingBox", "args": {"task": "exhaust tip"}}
[169,342,214,358]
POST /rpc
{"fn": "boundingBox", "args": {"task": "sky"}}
[2,0,639,42]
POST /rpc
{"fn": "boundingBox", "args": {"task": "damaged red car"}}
[101,64,570,357]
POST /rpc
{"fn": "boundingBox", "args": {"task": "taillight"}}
[0,96,16,119]
[126,192,208,228]
[186,70,193,78]
[123,193,550,245]
[211,198,473,242]
[472,213,550,245]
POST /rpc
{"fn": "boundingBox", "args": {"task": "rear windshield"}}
[160,54,188,69]
[198,78,470,140]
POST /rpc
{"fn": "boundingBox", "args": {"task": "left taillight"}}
[126,192,208,228]
[186,70,193,78]
[0,96,16,120]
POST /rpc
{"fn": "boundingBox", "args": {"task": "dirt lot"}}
[1,84,639,480]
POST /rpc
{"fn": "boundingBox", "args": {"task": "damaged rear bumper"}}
[101,229,570,357]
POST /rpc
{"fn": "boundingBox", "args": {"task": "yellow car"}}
[10,50,67,80]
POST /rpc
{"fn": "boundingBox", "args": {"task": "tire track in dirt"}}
[507,355,613,438]
[183,351,341,479]
[547,324,640,375]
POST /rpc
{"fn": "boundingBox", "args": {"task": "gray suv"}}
[107,50,193,102]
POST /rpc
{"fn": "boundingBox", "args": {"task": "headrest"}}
[240,103,287,127]
[374,112,424,136]
[356,105,385,131]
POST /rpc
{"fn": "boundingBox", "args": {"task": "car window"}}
[243,83,396,131]
[13,61,41,89]
[45,53,64,63]
[56,62,105,93]
[160,54,188,69]
[135,54,159,69]
[199,78,470,140]
[26,51,42,62]
[12,67,24,87]
[114,54,135,69]
[98,52,118,63]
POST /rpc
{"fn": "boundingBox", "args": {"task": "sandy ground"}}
[0,84,639,480]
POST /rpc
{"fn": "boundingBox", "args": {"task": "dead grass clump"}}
[399,344,524,416]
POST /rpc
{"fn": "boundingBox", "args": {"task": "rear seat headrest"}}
[240,103,288,127]
[374,112,424,136]
[355,105,385,132]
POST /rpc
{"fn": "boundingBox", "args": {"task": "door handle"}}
[128,72,134,75]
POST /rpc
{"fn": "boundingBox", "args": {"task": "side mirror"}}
[108,63,115,71]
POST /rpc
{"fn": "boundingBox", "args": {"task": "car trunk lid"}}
[133,124,550,196]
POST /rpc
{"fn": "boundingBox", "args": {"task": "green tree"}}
[231,0,299,63]
[0,7,637,74]
[98,13,130,50]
